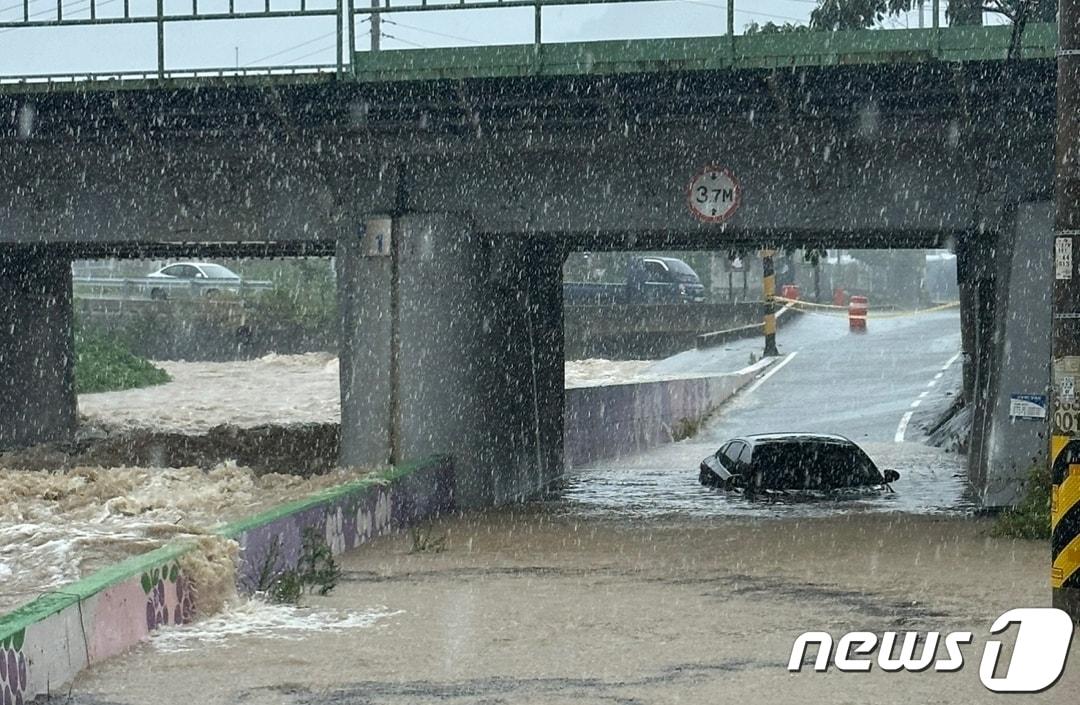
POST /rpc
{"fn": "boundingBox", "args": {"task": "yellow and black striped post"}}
[762,248,779,357]
[1053,0,1080,619]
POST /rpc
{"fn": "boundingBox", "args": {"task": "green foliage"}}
[807,0,1051,31]
[409,524,448,554]
[74,328,171,394]
[244,259,336,332]
[744,21,809,35]
[992,465,1051,540]
[257,527,342,605]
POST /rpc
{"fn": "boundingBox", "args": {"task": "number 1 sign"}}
[687,166,741,224]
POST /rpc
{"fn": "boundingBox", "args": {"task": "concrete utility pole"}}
[761,248,779,357]
[1052,0,1080,619]
[370,0,380,51]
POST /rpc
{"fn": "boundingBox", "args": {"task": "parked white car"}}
[146,262,243,299]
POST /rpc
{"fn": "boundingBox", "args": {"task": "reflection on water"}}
[555,441,975,519]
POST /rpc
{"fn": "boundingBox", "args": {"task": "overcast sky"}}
[0,1,1005,78]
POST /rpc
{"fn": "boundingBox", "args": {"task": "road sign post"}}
[762,249,779,357]
[1052,0,1080,619]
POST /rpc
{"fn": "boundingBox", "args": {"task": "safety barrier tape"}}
[772,297,960,318]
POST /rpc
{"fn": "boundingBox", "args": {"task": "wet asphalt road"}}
[561,310,969,518]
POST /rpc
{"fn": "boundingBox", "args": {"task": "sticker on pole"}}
[1056,237,1073,280]
[687,166,741,223]
[1053,357,1080,435]
[1009,394,1048,420]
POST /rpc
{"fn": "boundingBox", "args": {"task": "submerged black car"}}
[698,433,899,494]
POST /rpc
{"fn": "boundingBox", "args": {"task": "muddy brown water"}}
[66,506,1072,705]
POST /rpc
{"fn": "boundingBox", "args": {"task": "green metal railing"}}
[0,0,981,86]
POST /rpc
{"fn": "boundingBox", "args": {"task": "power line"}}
[245,29,337,66]
[379,31,426,49]
[383,18,483,45]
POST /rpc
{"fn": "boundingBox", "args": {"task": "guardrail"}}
[0,0,957,84]
[72,276,273,301]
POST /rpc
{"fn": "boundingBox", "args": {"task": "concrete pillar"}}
[0,245,77,448]
[336,219,394,467]
[977,203,1054,507]
[337,214,565,506]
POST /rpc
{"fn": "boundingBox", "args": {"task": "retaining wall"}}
[563,361,769,468]
[0,455,453,704]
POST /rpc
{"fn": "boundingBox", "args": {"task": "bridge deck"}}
[0,22,1057,95]
[354,23,1058,83]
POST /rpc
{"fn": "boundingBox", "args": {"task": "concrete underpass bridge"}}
[0,10,1061,507]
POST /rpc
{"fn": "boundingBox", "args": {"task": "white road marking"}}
[894,411,915,443]
[742,351,800,396]
[894,350,963,443]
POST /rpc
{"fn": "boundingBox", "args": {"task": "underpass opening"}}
[2,242,344,476]
[557,244,1000,519]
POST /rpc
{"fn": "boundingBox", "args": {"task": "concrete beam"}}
[0,246,77,448]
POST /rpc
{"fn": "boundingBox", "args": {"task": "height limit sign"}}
[687,166,741,224]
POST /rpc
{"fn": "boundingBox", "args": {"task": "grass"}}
[409,524,448,554]
[992,464,1051,540]
[74,329,171,394]
[256,528,342,605]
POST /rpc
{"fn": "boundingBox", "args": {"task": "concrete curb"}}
[0,455,454,704]
[563,360,773,468]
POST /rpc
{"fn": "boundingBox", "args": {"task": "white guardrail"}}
[72,276,274,301]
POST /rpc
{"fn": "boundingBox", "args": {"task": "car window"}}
[736,444,753,466]
[643,260,670,283]
[722,441,744,467]
[662,259,700,283]
[199,264,237,279]
[751,442,880,490]
[168,265,198,278]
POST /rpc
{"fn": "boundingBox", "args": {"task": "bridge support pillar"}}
[0,246,77,449]
[338,214,565,507]
[966,203,1054,506]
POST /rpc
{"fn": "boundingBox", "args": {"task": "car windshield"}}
[751,441,881,490]
[198,264,238,279]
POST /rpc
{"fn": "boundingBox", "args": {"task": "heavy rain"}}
[1,0,1079,703]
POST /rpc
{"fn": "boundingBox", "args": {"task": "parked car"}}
[564,256,706,304]
[146,262,243,300]
[698,433,899,496]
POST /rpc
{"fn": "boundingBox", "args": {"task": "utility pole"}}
[762,248,779,357]
[370,0,380,51]
[1052,0,1080,620]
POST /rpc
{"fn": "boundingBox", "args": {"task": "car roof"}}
[733,433,857,447]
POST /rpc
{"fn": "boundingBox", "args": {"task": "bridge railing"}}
[0,0,959,85]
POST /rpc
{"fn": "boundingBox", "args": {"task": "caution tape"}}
[773,297,960,319]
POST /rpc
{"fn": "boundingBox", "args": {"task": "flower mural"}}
[0,629,27,705]
[141,563,194,632]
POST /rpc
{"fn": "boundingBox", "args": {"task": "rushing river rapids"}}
[0,464,372,615]
[0,354,666,617]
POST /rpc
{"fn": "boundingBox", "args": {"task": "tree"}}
[807,0,1055,30]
